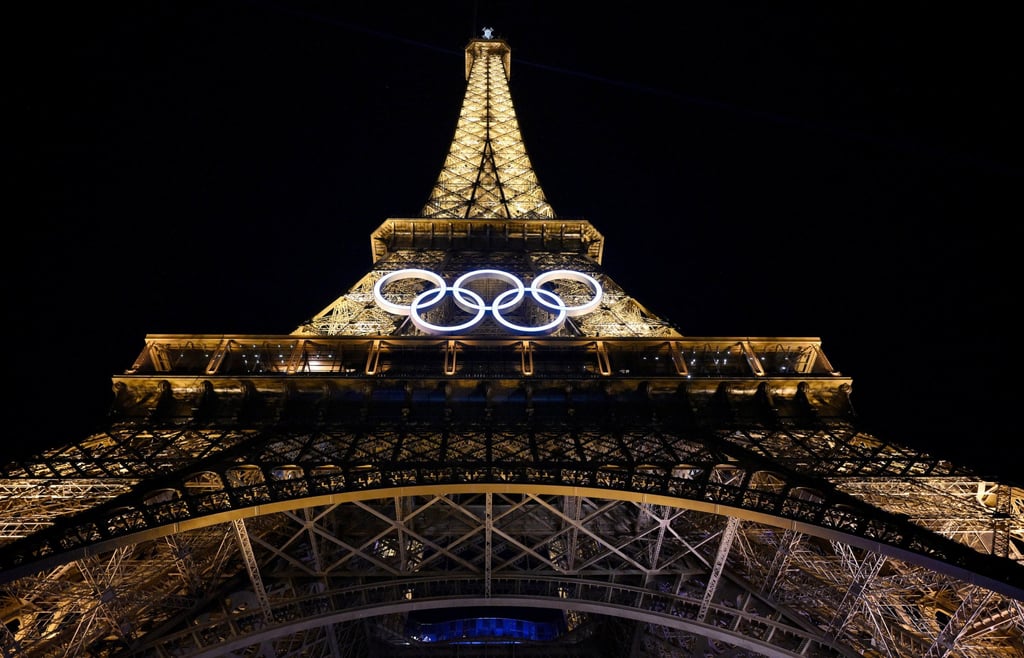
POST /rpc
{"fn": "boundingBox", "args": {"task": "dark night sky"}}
[9,3,1021,479]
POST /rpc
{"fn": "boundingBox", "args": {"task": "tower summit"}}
[421,36,555,220]
[1,32,1022,658]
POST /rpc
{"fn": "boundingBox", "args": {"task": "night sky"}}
[10,3,1021,479]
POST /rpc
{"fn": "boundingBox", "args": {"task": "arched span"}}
[3,482,1021,603]
[126,576,854,658]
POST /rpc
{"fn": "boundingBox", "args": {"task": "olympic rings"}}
[373,268,603,335]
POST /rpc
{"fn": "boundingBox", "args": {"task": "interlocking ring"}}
[373,268,603,335]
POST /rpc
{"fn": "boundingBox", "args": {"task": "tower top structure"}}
[421,34,554,220]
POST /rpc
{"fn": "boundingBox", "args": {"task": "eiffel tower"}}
[3,32,1023,658]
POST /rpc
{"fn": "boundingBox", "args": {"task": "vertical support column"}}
[761,529,801,597]
[646,507,667,581]
[520,340,534,376]
[564,495,581,572]
[594,341,611,376]
[231,518,273,624]
[303,508,342,658]
[697,516,740,622]
[394,496,410,572]
[992,484,1011,559]
[445,340,459,376]
[365,339,382,375]
[484,493,493,598]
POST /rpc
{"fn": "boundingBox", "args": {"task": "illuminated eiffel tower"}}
[3,33,1023,658]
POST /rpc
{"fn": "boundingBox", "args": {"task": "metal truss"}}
[421,38,554,220]
[296,245,680,339]
[5,33,1024,658]
[1,408,1022,656]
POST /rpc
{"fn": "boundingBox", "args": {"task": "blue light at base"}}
[407,614,563,643]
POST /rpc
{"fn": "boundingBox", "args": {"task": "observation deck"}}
[113,333,851,424]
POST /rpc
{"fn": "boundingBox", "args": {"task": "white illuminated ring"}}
[372,268,603,335]
[410,286,486,334]
[452,269,526,315]
[532,269,603,316]
[492,286,566,334]
[373,269,446,315]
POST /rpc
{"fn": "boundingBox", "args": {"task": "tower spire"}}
[422,34,555,219]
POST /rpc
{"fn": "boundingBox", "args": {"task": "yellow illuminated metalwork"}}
[2,33,1021,658]
[422,38,555,220]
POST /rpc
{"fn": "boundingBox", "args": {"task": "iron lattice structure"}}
[3,35,1023,658]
